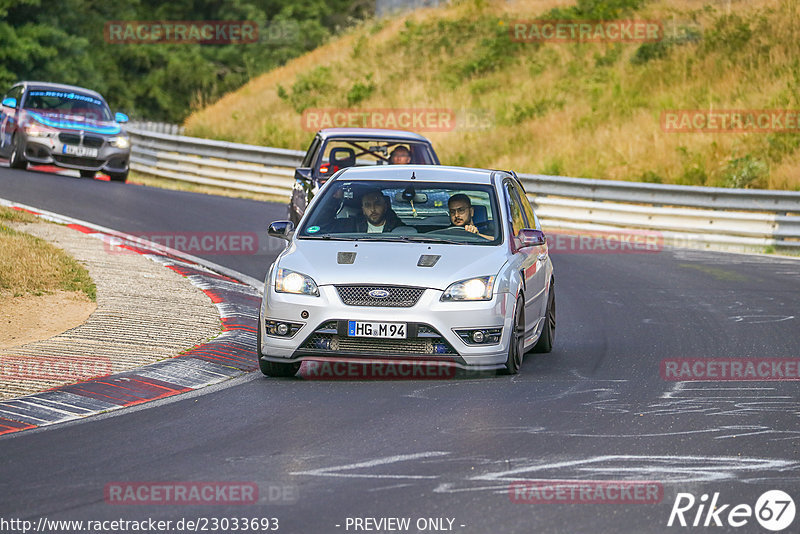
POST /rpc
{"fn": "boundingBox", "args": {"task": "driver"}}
[389,146,411,164]
[448,194,492,240]
[328,188,406,233]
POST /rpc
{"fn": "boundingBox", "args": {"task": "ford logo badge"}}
[368,289,391,299]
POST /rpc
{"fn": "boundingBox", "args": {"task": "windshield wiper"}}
[299,234,360,241]
[300,234,470,245]
[398,235,467,245]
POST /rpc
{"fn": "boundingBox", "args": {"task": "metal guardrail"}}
[127,125,800,252]
[128,125,304,196]
[129,121,185,136]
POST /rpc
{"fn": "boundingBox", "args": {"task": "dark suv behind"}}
[288,128,440,226]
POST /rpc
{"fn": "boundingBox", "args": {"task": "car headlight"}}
[109,135,130,149]
[25,123,58,138]
[275,268,319,296]
[441,275,495,301]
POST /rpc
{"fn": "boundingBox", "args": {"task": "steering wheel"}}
[427,226,473,236]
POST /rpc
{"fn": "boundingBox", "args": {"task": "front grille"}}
[59,133,81,144]
[299,321,457,355]
[57,133,104,148]
[83,135,104,148]
[335,285,425,307]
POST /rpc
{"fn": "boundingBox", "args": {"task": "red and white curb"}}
[0,199,264,436]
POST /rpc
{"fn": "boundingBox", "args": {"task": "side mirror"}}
[294,167,312,182]
[268,220,295,241]
[518,229,546,248]
[2,97,17,109]
[115,112,129,123]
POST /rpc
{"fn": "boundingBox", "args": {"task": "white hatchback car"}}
[259,166,555,377]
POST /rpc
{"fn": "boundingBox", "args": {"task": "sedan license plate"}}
[347,321,406,339]
[62,144,99,158]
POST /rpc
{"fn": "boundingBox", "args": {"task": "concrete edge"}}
[0,198,264,437]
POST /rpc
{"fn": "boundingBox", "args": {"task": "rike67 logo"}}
[667,490,795,531]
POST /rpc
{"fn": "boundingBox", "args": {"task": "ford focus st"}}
[0,81,130,181]
[259,165,556,377]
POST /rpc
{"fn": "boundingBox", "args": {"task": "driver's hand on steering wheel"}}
[458,223,492,240]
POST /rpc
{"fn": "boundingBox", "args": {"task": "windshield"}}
[299,180,502,245]
[316,140,435,176]
[23,89,113,122]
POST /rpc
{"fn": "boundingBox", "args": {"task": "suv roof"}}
[16,81,105,100]
[317,128,431,143]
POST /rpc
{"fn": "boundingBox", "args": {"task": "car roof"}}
[317,128,431,143]
[18,81,105,100]
[333,165,504,185]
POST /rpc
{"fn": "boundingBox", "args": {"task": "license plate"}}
[347,321,406,339]
[62,144,99,158]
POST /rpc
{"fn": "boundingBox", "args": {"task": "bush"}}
[346,74,375,106]
[499,98,564,126]
[278,66,336,113]
[723,155,768,188]
[639,171,663,183]
[546,0,645,20]
[703,13,753,55]
[631,27,701,65]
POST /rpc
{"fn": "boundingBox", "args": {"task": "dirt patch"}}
[0,290,96,349]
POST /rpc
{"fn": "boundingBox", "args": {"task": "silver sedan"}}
[258,165,555,377]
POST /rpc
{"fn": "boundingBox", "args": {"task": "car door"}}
[0,85,24,156]
[515,176,551,325]
[504,179,548,344]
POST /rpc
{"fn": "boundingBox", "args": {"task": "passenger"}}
[389,146,411,164]
[448,193,492,240]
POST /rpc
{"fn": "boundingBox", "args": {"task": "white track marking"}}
[291,452,451,479]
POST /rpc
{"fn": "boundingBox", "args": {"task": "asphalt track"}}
[1,166,798,533]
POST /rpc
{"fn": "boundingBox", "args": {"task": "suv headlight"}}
[275,268,319,296]
[109,135,130,149]
[25,123,58,138]
[441,275,495,301]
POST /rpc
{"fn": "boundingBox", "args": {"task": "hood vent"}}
[337,252,357,264]
[417,254,440,267]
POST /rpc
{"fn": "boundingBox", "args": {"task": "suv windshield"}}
[23,89,112,122]
[299,180,502,245]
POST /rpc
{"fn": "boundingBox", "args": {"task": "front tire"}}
[257,312,300,377]
[532,283,555,353]
[9,135,27,170]
[500,296,525,375]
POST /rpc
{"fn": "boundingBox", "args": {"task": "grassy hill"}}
[184,0,800,190]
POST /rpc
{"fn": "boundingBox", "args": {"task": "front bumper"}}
[23,135,130,174]
[259,284,516,370]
